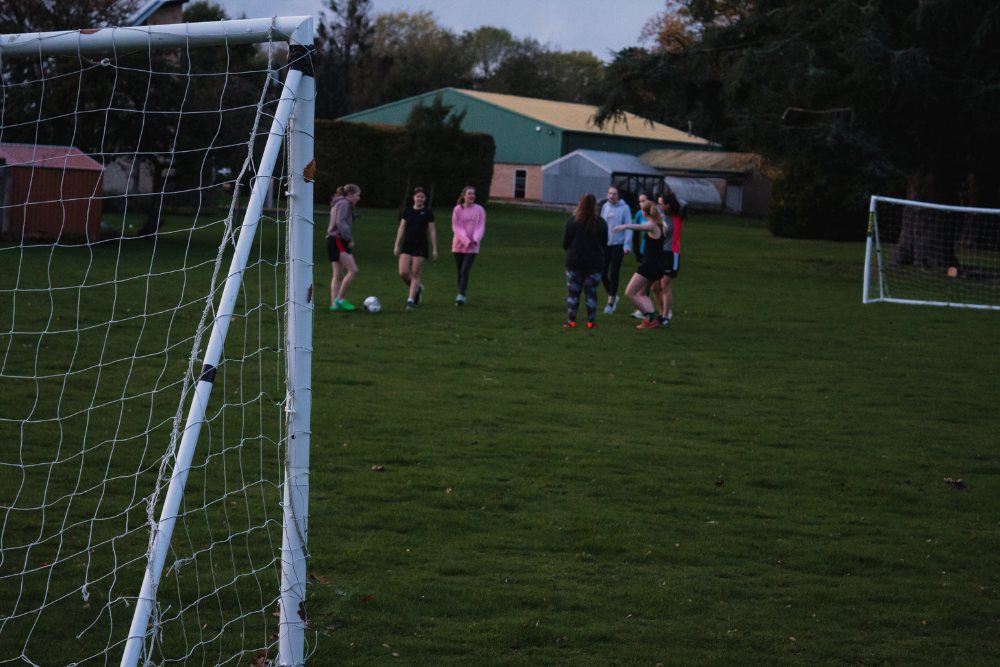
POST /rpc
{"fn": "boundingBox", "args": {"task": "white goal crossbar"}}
[864,195,1000,310]
[0,16,316,667]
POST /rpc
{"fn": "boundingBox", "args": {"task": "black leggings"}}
[601,244,625,298]
[454,252,477,296]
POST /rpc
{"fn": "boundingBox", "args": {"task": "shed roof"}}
[460,90,714,145]
[640,149,757,174]
[545,149,663,176]
[0,143,104,171]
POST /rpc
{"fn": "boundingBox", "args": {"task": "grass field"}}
[2,203,999,666]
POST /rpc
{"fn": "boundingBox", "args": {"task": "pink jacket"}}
[451,204,486,253]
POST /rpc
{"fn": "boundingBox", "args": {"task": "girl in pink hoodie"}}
[451,186,485,305]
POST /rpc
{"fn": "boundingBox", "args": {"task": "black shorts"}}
[665,254,679,278]
[327,236,352,262]
[636,252,675,282]
[399,242,428,259]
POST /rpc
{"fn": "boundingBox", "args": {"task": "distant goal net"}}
[864,195,1000,309]
[0,16,315,667]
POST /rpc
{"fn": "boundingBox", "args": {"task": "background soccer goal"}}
[864,195,1000,309]
[0,16,315,667]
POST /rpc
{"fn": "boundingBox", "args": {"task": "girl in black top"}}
[612,202,672,329]
[394,186,438,309]
[562,193,608,328]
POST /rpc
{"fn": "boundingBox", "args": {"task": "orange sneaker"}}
[564,321,576,328]
[636,319,660,329]
[587,321,596,329]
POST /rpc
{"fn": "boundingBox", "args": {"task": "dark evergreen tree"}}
[598,1,1000,246]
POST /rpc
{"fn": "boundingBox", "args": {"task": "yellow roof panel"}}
[458,89,713,145]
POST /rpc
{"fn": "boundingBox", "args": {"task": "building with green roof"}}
[340,88,719,202]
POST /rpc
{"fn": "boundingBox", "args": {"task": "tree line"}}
[597,0,1000,241]
[313,0,606,118]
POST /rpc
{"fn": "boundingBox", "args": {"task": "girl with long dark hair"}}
[562,193,608,328]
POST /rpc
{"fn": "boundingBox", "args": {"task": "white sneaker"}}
[604,295,618,314]
[456,293,466,305]
[631,310,643,319]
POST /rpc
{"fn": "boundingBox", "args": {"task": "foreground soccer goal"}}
[0,16,315,667]
[864,195,1000,309]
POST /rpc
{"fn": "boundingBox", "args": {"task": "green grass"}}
[2,204,999,666]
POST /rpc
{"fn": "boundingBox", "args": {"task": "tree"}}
[316,0,375,116]
[598,1,1000,248]
[462,27,605,104]
[396,96,467,208]
[365,12,471,105]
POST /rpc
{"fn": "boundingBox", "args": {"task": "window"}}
[514,169,527,199]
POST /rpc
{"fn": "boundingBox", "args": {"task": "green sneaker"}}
[338,299,356,311]
[330,301,340,311]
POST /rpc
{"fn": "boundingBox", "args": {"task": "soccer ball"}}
[363,296,381,313]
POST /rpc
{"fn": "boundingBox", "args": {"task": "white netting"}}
[866,196,1000,309]
[0,23,298,667]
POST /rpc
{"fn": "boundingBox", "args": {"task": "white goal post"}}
[0,16,315,667]
[864,195,1000,310]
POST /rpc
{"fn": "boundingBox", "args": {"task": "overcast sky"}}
[210,0,663,60]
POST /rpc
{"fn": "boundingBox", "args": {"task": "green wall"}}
[340,88,718,166]
[340,89,562,165]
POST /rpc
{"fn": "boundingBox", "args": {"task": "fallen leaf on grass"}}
[307,574,329,584]
[272,607,280,617]
[371,465,385,472]
[556,637,568,644]
[391,653,399,657]
[445,488,452,494]
[715,480,724,487]
[470,441,478,445]
[789,637,796,642]
[363,595,375,603]
[535,451,544,457]
[202,623,207,630]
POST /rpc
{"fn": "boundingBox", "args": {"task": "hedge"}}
[313,120,495,211]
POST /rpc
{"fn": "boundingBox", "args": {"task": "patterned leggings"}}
[566,269,602,323]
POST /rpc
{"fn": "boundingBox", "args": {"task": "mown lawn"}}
[306,204,999,666]
[1,203,997,666]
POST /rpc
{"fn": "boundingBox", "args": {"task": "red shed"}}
[0,143,104,242]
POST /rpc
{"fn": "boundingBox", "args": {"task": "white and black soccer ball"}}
[363,296,381,313]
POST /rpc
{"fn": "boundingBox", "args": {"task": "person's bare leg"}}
[336,255,358,300]
[398,254,412,287]
[651,281,663,315]
[624,274,654,314]
[408,256,426,300]
[331,262,342,305]
[662,276,673,318]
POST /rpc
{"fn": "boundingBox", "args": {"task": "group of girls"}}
[326,184,485,311]
[563,191,687,329]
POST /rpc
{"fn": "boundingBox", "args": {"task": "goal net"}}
[864,195,1000,309]
[0,17,315,667]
